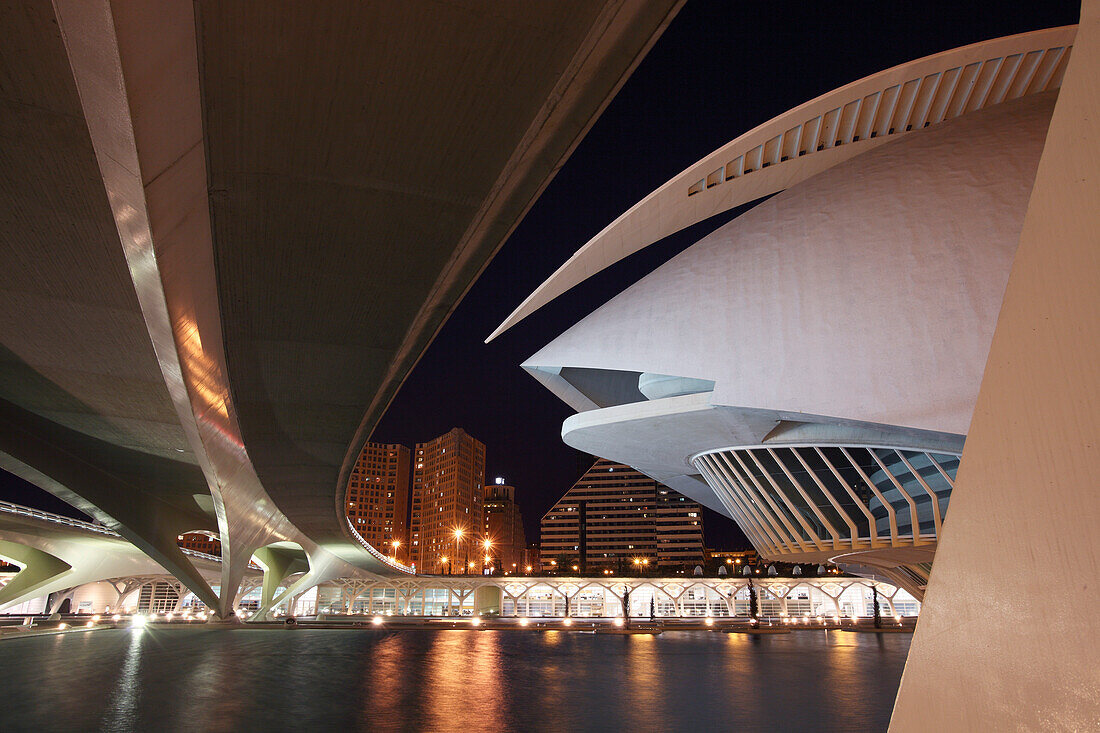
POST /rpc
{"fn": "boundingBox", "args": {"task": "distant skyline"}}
[0,0,1080,550]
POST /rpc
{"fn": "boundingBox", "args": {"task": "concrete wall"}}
[891,2,1100,729]
[525,93,1054,438]
[70,581,118,614]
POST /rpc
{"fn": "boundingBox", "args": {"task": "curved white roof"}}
[524,91,1056,446]
[490,25,1076,342]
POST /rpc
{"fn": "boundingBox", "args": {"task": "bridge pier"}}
[0,541,72,612]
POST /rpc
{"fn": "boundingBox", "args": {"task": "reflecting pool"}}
[0,627,909,731]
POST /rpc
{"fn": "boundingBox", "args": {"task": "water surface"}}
[0,627,909,732]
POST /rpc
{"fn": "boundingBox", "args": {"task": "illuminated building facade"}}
[345,443,411,562]
[177,533,220,556]
[540,459,704,572]
[483,480,527,572]
[410,429,486,573]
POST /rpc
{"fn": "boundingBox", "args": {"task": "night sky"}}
[0,1,1080,549]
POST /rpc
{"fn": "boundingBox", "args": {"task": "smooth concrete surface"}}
[0,0,683,612]
[891,2,1099,729]
[525,91,1054,459]
[194,0,684,563]
[0,507,235,612]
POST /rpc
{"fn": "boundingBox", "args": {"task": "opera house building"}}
[494,22,1099,729]
[498,27,1069,595]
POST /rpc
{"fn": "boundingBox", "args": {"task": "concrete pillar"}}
[253,547,306,620]
[475,586,502,615]
[0,541,72,612]
[893,6,1100,726]
[47,589,75,615]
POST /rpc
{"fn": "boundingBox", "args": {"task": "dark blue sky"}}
[1,0,1081,548]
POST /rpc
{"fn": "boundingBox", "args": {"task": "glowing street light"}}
[454,528,469,575]
[391,539,401,560]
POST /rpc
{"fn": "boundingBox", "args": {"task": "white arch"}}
[489,25,1076,341]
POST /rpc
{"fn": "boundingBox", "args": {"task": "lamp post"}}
[482,538,492,574]
[454,528,465,576]
[391,539,401,562]
[441,556,449,575]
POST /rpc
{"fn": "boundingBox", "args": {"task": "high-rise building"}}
[483,479,526,572]
[540,459,704,572]
[345,443,411,562]
[178,532,221,556]
[410,428,486,573]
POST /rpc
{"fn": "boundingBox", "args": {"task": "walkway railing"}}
[0,500,262,569]
[0,500,119,537]
[345,517,415,574]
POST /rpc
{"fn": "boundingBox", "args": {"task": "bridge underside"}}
[0,0,682,614]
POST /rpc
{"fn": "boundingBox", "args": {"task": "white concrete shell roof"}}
[522,91,1056,495]
[491,25,1076,342]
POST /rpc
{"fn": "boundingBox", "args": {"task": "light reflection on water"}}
[0,627,909,732]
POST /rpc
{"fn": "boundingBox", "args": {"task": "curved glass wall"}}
[692,445,959,556]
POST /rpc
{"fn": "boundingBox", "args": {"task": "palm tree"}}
[872,585,882,629]
[621,587,631,629]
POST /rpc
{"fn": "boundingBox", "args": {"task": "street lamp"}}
[391,539,401,561]
[441,556,448,575]
[454,528,466,576]
[483,538,492,574]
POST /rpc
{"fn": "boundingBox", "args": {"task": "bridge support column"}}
[47,588,76,615]
[475,585,502,616]
[260,550,345,621]
[252,546,307,620]
[893,6,1100,727]
[0,541,72,612]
